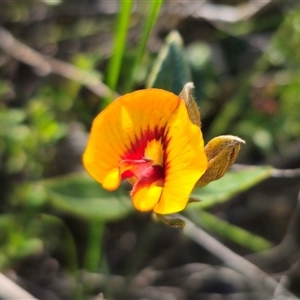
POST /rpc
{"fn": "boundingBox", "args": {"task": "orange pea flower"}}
[83,89,208,215]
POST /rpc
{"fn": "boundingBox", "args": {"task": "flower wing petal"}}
[154,100,208,214]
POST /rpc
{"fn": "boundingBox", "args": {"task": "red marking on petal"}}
[119,159,153,180]
[131,165,164,196]
[122,170,134,178]
[141,165,164,184]
[123,127,165,161]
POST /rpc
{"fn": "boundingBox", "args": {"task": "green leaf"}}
[147,31,191,94]
[0,108,26,125]
[41,172,134,221]
[191,166,272,210]
[0,214,44,268]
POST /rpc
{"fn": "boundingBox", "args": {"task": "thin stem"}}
[106,0,133,99]
[125,0,164,92]
[232,164,300,178]
[84,219,105,272]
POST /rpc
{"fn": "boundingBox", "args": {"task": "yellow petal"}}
[154,100,208,215]
[102,167,121,191]
[132,184,163,212]
[130,164,164,212]
[144,138,163,166]
[83,89,181,188]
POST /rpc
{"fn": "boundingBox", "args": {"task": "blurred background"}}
[1,0,300,299]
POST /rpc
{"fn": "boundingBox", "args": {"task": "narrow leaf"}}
[185,210,273,252]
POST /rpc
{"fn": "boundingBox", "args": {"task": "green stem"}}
[125,0,164,92]
[84,219,105,272]
[41,214,82,299]
[106,0,133,101]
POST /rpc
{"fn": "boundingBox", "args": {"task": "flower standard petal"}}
[83,89,181,189]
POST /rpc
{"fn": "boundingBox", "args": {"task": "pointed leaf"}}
[185,210,273,252]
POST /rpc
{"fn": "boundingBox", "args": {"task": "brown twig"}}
[178,214,297,298]
[166,0,275,23]
[246,190,300,273]
[0,25,119,99]
[231,164,300,178]
[271,168,300,178]
[47,57,119,99]
[21,0,275,25]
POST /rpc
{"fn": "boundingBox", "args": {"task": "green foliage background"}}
[1,1,300,299]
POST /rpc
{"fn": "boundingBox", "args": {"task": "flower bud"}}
[195,135,245,187]
[179,82,201,127]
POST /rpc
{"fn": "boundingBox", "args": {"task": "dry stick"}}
[0,26,51,75]
[165,0,275,23]
[47,57,119,99]
[39,0,274,24]
[0,273,37,300]
[0,25,118,99]
[177,214,297,299]
[232,164,300,178]
[246,190,300,274]
[271,168,300,178]
[191,0,273,23]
